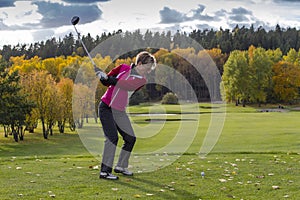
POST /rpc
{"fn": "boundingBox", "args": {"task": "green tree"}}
[57,78,74,133]
[248,46,272,106]
[221,50,250,106]
[0,59,34,141]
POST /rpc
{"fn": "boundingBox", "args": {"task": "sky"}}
[0,0,300,47]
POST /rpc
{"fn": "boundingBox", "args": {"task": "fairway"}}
[0,103,299,199]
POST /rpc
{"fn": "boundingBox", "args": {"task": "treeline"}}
[1,24,300,61]
[2,24,300,142]
[2,45,300,142]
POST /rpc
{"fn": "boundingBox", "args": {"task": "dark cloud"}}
[34,1,102,28]
[229,14,249,22]
[190,4,215,21]
[159,7,186,23]
[62,0,110,3]
[0,0,15,8]
[229,7,252,22]
[159,5,269,32]
[215,9,227,17]
[160,5,221,24]
[230,7,252,15]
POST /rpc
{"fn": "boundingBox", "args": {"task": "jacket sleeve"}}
[107,65,123,76]
[100,65,123,86]
[115,75,147,91]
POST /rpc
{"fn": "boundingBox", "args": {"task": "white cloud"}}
[0,1,42,27]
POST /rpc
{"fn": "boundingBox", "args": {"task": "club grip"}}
[94,66,108,80]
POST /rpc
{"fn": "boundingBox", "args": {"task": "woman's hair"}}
[135,51,157,70]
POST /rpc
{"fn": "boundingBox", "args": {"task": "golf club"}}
[71,16,107,79]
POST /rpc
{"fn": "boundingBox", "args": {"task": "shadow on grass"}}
[115,176,201,199]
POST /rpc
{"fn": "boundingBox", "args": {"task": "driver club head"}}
[71,16,80,25]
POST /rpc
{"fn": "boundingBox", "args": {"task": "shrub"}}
[129,90,145,106]
[161,92,179,104]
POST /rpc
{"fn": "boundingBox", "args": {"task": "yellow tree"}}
[57,78,74,132]
[10,55,42,73]
[42,56,65,82]
[44,81,61,136]
[272,61,300,103]
[23,70,57,139]
[283,48,298,64]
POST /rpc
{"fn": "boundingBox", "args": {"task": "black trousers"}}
[99,102,136,173]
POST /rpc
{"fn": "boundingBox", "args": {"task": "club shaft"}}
[73,25,101,71]
[74,26,96,65]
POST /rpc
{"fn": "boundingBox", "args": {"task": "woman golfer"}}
[97,51,156,180]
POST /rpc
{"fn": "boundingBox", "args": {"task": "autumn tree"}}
[57,78,74,133]
[23,71,57,139]
[272,61,300,103]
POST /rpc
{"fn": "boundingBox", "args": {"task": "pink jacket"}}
[101,64,146,111]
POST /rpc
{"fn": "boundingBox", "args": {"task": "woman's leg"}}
[112,109,136,168]
[99,102,119,173]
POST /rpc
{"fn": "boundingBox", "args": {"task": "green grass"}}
[0,103,299,199]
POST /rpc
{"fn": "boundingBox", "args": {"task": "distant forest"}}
[1,24,299,61]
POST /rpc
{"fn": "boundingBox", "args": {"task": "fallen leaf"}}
[146,193,154,196]
[272,185,280,190]
[16,167,22,170]
[219,179,227,183]
[159,189,165,192]
[134,194,141,198]
[231,163,237,167]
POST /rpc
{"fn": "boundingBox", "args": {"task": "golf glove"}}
[100,76,118,86]
[95,68,108,80]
